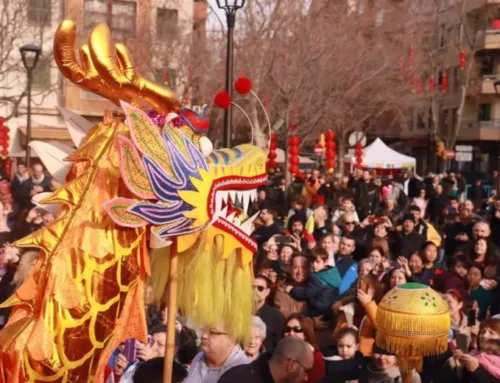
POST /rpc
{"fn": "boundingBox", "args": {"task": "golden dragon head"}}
[55,20,267,267]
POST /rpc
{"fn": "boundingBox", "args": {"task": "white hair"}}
[252,316,267,339]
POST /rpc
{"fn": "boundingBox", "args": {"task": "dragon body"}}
[0,20,266,383]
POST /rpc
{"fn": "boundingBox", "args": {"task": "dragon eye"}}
[199,136,213,157]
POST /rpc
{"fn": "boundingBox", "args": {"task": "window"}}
[32,60,51,89]
[156,8,179,39]
[478,104,492,121]
[28,0,51,26]
[84,0,136,39]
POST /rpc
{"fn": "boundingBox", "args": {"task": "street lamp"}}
[19,44,41,167]
[217,0,246,148]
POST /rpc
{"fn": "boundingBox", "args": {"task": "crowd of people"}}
[1,160,500,383]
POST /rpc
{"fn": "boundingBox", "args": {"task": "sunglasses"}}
[287,358,312,373]
[253,285,266,292]
[344,221,355,225]
[284,325,304,334]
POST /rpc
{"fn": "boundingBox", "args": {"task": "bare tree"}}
[0,0,60,121]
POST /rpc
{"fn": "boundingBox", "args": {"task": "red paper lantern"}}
[270,133,278,142]
[289,165,299,175]
[492,19,500,29]
[429,77,435,93]
[441,73,448,92]
[288,146,300,156]
[459,51,466,70]
[325,141,337,151]
[268,151,277,160]
[1,149,8,156]
[325,150,334,159]
[288,136,300,146]
[266,160,277,170]
[324,130,335,141]
[325,159,335,168]
[355,143,363,150]
[289,156,300,165]
[269,141,277,150]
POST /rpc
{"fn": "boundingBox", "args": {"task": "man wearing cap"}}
[391,214,425,259]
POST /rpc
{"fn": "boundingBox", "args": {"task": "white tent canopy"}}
[345,138,416,169]
[275,148,316,164]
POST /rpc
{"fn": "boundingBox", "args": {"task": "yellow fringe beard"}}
[148,232,253,343]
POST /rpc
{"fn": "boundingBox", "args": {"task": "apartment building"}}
[4,0,200,160]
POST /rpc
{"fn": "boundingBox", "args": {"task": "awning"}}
[18,126,72,141]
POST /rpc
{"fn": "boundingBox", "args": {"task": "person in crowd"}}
[443,290,468,342]
[469,238,498,268]
[109,324,168,383]
[398,252,436,286]
[320,233,339,266]
[313,204,330,242]
[453,318,500,382]
[391,214,425,259]
[184,325,249,383]
[446,205,475,259]
[279,243,295,271]
[468,264,492,321]
[287,215,316,252]
[384,267,408,292]
[10,162,30,211]
[252,205,283,249]
[334,235,358,293]
[355,170,380,221]
[0,201,12,247]
[282,313,325,383]
[468,180,485,209]
[218,337,314,383]
[25,163,51,202]
[132,358,187,383]
[366,350,421,382]
[245,316,267,361]
[427,184,448,226]
[274,254,309,318]
[333,273,382,357]
[411,188,428,219]
[286,195,314,235]
[286,248,340,318]
[369,246,392,278]
[434,255,471,297]
[321,328,367,383]
[331,197,359,226]
[253,274,285,353]
[379,195,403,227]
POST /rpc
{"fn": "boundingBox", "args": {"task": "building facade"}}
[1,0,199,161]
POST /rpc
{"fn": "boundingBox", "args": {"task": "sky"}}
[206,0,226,31]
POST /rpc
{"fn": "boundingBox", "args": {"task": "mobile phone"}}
[456,333,469,353]
[467,309,476,327]
[275,235,293,245]
[123,339,137,362]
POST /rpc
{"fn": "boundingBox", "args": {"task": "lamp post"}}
[217,0,246,148]
[19,44,41,167]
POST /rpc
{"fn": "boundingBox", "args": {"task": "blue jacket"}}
[339,263,358,296]
[312,266,342,288]
[290,276,339,316]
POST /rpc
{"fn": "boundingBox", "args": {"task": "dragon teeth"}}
[240,211,260,235]
[226,212,236,222]
[242,191,251,214]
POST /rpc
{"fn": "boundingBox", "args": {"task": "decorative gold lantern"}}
[376,283,451,374]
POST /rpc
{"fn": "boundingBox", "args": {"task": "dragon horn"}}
[89,23,181,114]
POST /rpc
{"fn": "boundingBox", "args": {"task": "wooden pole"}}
[163,253,178,383]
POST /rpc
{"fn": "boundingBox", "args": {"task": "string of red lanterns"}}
[0,118,10,159]
[266,134,278,174]
[324,130,336,174]
[288,135,300,176]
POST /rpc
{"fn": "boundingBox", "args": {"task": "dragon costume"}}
[0,20,266,383]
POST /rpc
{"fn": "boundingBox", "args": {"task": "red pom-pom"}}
[325,150,335,159]
[214,91,232,109]
[325,141,336,151]
[355,143,363,150]
[235,77,252,95]
[268,151,277,160]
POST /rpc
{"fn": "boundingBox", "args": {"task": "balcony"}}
[460,120,500,140]
[478,29,500,50]
[480,75,500,94]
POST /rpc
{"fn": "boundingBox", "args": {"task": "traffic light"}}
[436,141,445,157]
